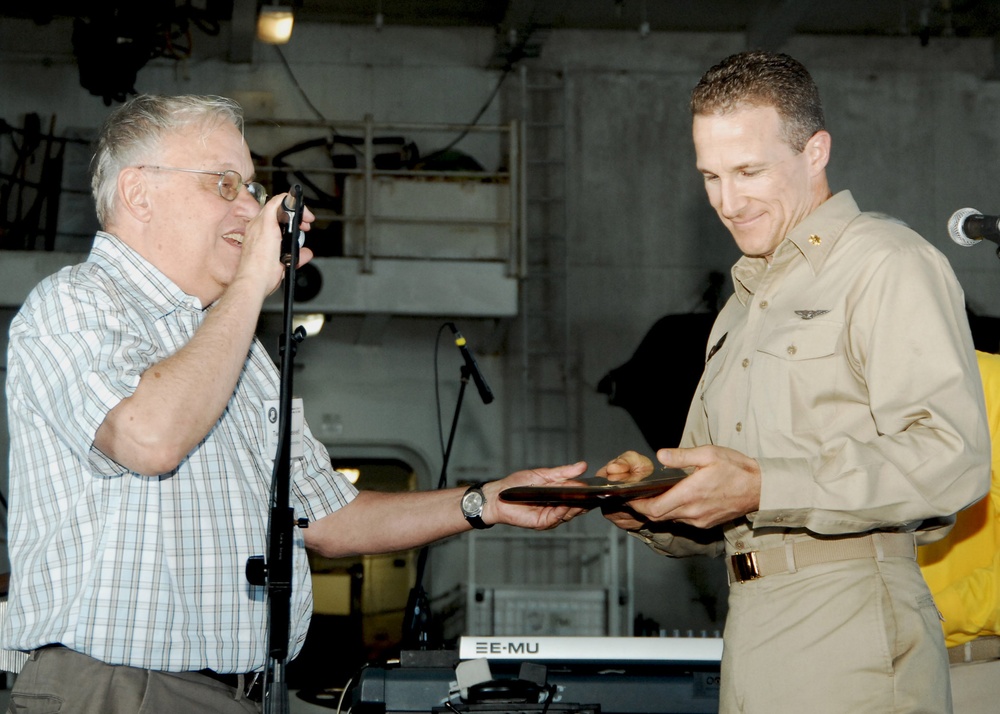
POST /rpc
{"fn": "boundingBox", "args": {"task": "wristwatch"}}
[461,484,493,530]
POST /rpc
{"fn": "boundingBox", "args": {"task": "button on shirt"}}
[3,232,357,672]
[640,191,990,558]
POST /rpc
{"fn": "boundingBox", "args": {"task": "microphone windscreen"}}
[948,207,981,247]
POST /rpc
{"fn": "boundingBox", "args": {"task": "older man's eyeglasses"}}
[137,166,267,207]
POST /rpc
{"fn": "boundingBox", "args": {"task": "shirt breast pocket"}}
[754,320,843,433]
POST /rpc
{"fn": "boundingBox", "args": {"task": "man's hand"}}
[596,451,656,531]
[238,195,316,298]
[626,445,761,529]
[596,450,656,482]
[481,461,589,530]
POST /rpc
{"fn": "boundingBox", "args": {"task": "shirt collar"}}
[89,232,205,316]
[731,190,860,304]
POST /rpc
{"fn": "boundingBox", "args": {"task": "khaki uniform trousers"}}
[720,555,949,713]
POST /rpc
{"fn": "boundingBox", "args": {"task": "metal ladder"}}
[463,65,633,639]
[512,64,576,469]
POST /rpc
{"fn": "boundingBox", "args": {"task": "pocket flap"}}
[756,320,841,361]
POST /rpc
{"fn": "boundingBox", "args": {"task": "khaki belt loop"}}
[784,541,797,574]
[874,532,885,561]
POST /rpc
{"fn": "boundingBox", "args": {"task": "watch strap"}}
[463,484,493,530]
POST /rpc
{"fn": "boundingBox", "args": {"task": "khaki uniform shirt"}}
[637,190,990,558]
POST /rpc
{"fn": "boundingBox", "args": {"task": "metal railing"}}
[246,115,522,276]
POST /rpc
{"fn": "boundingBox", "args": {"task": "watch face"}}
[462,489,485,516]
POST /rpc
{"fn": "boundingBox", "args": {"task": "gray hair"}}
[91,94,245,227]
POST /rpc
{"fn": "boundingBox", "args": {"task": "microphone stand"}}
[401,352,475,650]
[246,185,307,714]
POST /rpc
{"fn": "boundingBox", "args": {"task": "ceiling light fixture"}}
[257,4,295,45]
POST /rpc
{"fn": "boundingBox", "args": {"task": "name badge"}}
[263,398,305,459]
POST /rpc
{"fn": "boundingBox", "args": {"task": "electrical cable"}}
[273,45,336,126]
[415,67,512,169]
[271,43,509,169]
[434,321,451,458]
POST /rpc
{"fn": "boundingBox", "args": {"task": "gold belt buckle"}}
[730,551,760,583]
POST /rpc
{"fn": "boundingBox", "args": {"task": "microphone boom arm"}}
[446,322,494,404]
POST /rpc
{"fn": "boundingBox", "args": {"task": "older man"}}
[3,94,586,713]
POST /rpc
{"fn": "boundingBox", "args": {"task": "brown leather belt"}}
[948,635,1000,664]
[197,669,264,702]
[726,532,916,584]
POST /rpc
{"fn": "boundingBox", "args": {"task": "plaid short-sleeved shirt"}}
[3,232,356,672]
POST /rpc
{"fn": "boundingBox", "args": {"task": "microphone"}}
[948,207,1000,247]
[447,323,495,405]
[278,185,306,263]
